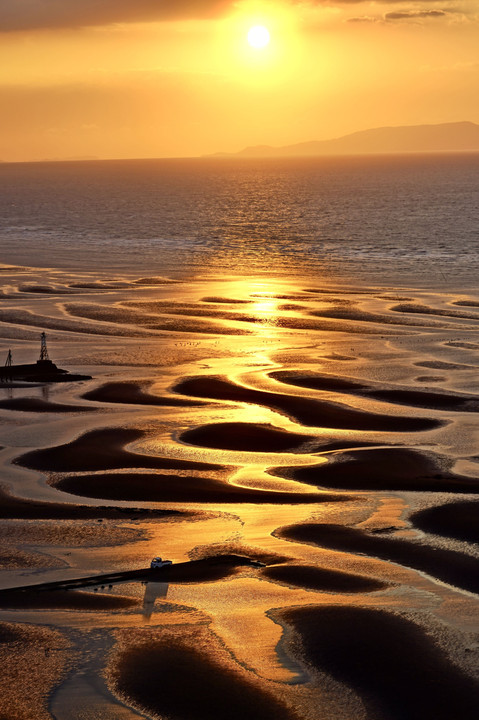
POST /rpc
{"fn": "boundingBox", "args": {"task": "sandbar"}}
[262,563,388,593]
[50,471,339,504]
[17,427,226,473]
[274,447,479,493]
[279,605,479,720]
[412,500,479,544]
[173,375,440,431]
[277,522,479,595]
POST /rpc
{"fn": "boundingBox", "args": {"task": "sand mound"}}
[272,370,479,412]
[110,634,295,720]
[180,422,314,453]
[274,447,479,493]
[17,427,225,473]
[262,563,387,593]
[280,606,479,720]
[174,375,440,432]
[411,500,479,544]
[82,381,203,407]
[278,522,479,595]
[0,398,96,413]
[50,472,336,505]
[0,590,137,611]
[0,484,183,521]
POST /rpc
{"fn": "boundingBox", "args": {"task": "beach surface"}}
[1,263,479,719]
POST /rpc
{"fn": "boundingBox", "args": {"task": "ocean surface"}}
[1,153,478,288]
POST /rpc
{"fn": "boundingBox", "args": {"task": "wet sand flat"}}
[0,622,70,720]
[2,269,479,719]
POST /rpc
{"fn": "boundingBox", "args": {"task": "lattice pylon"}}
[40,332,49,361]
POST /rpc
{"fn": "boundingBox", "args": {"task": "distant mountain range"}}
[208,122,479,158]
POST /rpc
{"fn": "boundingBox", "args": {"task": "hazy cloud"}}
[0,0,231,33]
[385,10,447,20]
[347,16,379,23]
[347,7,450,24]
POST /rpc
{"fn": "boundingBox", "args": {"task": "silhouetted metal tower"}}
[5,349,12,368]
[39,332,49,361]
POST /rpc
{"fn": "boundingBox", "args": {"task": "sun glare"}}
[218,4,300,84]
[247,25,270,49]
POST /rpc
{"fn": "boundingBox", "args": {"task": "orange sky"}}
[1,0,478,161]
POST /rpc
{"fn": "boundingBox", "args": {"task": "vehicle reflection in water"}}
[84,577,169,620]
[142,581,169,619]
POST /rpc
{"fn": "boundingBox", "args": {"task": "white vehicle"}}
[150,557,173,569]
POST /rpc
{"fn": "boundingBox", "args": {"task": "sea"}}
[1,153,478,289]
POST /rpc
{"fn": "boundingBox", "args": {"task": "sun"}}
[247,25,270,49]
